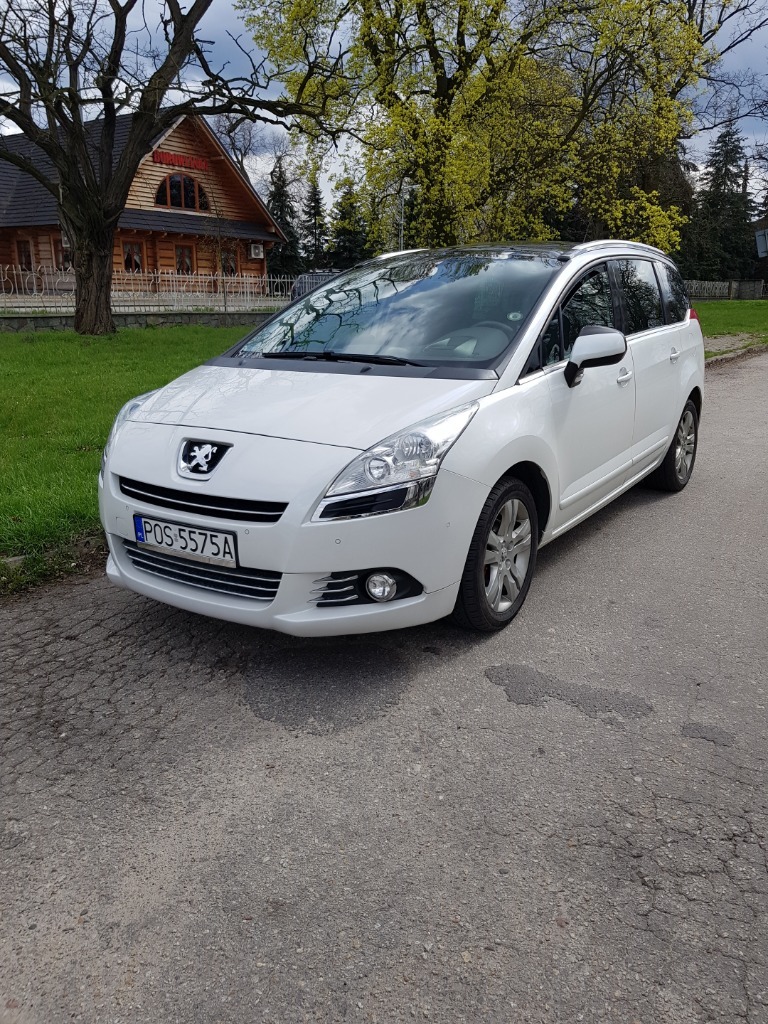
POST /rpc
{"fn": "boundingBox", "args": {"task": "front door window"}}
[176,245,194,275]
[123,242,143,272]
[17,240,33,271]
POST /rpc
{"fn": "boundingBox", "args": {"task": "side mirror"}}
[564,325,627,388]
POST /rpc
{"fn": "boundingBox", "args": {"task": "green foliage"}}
[267,156,304,275]
[327,177,371,267]
[678,124,756,280]
[300,168,329,267]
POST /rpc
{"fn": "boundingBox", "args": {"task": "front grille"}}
[120,477,287,523]
[123,541,281,602]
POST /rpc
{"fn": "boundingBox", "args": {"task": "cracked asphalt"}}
[2,352,767,1024]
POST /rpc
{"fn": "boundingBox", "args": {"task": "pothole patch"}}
[486,664,654,721]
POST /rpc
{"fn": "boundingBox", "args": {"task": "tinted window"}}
[522,266,613,376]
[183,175,196,209]
[236,251,560,368]
[616,259,664,334]
[656,262,689,323]
[562,264,614,357]
[168,174,182,208]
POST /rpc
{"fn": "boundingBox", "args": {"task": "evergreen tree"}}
[327,179,371,267]
[266,156,302,276]
[300,170,328,268]
[678,124,755,280]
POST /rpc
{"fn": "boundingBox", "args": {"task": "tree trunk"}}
[73,230,117,335]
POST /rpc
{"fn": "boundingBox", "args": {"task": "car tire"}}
[452,477,538,632]
[649,398,698,492]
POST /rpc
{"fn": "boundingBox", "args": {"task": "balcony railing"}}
[0,266,297,314]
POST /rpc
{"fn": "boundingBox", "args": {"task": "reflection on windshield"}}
[237,251,560,367]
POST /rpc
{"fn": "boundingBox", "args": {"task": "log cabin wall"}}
[126,119,255,222]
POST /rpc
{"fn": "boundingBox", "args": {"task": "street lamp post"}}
[398,183,416,250]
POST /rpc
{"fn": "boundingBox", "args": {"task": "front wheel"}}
[452,477,538,632]
[649,399,699,492]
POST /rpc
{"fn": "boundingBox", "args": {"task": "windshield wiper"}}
[260,350,425,367]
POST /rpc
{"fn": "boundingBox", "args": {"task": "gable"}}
[125,117,280,237]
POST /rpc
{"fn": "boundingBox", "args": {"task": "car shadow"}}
[117,482,672,732]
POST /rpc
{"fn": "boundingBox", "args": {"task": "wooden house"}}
[0,114,285,278]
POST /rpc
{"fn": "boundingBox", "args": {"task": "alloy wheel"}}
[675,409,696,482]
[484,498,532,613]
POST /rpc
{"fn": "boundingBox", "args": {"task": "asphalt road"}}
[2,352,768,1024]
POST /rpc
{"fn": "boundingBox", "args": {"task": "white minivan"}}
[99,241,704,635]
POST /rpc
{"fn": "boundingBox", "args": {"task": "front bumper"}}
[99,433,488,636]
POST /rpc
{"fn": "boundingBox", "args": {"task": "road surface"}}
[2,352,767,1023]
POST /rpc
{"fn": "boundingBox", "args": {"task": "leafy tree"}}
[0,0,339,334]
[327,178,370,267]
[266,155,303,275]
[300,169,328,267]
[678,123,756,279]
[243,0,707,251]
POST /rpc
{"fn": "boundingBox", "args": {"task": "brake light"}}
[689,307,699,321]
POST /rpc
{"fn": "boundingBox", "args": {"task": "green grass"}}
[0,326,245,586]
[695,299,768,340]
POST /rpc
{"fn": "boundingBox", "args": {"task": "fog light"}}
[365,572,397,602]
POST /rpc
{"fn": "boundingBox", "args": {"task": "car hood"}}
[130,365,496,450]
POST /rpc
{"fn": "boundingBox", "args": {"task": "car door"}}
[543,263,636,521]
[611,258,678,474]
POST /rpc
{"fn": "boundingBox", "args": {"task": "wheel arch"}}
[688,385,703,420]
[498,461,552,540]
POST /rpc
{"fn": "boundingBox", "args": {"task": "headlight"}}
[314,402,478,521]
[100,390,159,476]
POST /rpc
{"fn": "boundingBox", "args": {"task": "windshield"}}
[234,250,560,368]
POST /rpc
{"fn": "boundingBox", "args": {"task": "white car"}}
[99,241,704,636]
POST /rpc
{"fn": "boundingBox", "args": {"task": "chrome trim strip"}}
[122,482,282,520]
[127,560,276,601]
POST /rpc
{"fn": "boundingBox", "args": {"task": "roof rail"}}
[569,239,667,257]
[375,248,427,259]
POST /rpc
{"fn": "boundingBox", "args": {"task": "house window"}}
[221,249,238,276]
[123,242,144,272]
[54,237,73,271]
[155,174,210,212]
[16,239,33,270]
[176,245,195,274]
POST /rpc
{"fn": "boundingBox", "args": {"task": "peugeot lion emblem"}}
[178,439,231,477]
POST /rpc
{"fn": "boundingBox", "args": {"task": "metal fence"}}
[0,265,764,315]
[0,266,297,314]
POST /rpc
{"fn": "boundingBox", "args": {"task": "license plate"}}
[133,515,238,567]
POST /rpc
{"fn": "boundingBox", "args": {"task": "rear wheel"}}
[452,477,538,632]
[649,399,698,492]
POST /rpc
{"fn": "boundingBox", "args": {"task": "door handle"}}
[670,348,680,363]
[616,368,633,386]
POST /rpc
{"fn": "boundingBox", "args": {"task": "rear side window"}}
[615,259,664,334]
[656,262,689,323]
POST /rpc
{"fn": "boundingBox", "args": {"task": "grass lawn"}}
[695,299,768,341]
[1,325,245,584]
[2,302,767,589]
